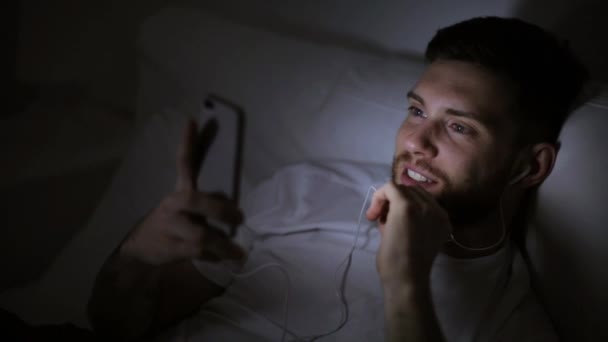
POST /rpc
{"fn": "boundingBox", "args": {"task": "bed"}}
[2,5,607,341]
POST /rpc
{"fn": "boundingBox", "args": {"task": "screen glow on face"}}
[393,60,516,223]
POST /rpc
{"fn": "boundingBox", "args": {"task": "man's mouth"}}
[401,167,438,188]
[407,169,431,182]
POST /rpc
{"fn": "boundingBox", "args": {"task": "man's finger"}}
[184,194,244,227]
[170,215,246,260]
[366,184,391,221]
[191,118,219,187]
[367,183,420,221]
[176,119,198,192]
[177,230,246,261]
[204,235,246,261]
[175,118,218,192]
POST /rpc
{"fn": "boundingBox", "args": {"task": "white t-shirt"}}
[157,161,558,341]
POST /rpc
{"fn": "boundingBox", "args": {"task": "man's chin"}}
[395,180,492,225]
[393,176,444,198]
[437,193,501,226]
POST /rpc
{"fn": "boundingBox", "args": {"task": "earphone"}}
[508,164,531,185]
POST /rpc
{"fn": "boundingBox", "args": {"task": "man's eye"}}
[450,123,471,134]
[408,106,425,117]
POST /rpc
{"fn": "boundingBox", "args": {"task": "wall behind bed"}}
[181,0,608,81]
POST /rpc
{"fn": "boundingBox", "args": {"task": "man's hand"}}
[120,119,246,266]
[88,118,245,340]
[366,182,450,287]
[366,182,450,342]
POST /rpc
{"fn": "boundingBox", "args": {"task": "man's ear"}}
[521,142,558,188]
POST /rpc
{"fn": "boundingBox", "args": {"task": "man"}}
[88,17,587,341]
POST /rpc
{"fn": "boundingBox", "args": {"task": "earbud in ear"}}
[509,165,531,185]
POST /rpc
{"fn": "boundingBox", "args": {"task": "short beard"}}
[436,176,507,226]
[391,153,510,226]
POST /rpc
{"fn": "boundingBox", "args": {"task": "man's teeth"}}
[407,169,430,183]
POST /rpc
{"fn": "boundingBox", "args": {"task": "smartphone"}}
[192,95,248,284]
[196,94,245,205]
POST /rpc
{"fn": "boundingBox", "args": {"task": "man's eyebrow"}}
[407,90,424,105]
[445,108,478,120]
[407,90,496,127]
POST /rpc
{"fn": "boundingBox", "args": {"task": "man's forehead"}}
[410,60,514,128]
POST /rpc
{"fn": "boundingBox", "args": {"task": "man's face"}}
[393,59,517,224]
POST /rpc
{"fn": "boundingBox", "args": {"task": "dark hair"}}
[425,17,589,146]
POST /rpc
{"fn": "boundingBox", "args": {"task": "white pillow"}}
[136,7,425,185]
[292,58,424,166]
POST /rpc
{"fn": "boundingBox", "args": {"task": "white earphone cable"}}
[201,185,377,341]
[448,192,508,252]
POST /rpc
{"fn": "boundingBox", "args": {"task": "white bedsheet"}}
[168,161,389,341]
[161,161,552,341]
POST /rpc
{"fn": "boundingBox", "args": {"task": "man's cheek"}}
[391,158,406,185]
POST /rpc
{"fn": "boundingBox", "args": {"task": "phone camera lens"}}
[204,99,215,110]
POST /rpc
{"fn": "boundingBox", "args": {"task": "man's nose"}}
[402,122,439,158]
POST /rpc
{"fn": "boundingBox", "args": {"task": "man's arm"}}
[88,249,223,340]
[367,183,450,342]
[87,119,245,340]
[382,280,444,342]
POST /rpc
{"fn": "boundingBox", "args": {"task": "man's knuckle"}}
[163,193,188,210]
[184,191,199,205]
[220,205,236,220]
[195,195,214,212]
[160,196,175,211]
[183,240,203,257]
[188,227,205,242]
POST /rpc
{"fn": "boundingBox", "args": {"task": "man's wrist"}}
[101,242,158,292]
[382,277,444,342]
[382,277,431,314]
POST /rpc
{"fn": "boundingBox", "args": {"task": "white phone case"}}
[192,95,250,284]
[196,94,243,202]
